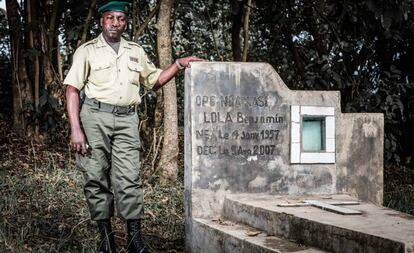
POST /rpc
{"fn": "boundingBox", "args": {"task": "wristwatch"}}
[175,59,185,70]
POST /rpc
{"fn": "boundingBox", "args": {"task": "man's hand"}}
[155,56,205,89]
[70,128,88,155]
[66,85,88,155]
[176,56,204,68]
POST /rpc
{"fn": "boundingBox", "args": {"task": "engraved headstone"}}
[184,62,384,251]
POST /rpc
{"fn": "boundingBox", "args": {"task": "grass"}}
[384,165,414,215]
[0,145,94,252]
[0,122,185,252]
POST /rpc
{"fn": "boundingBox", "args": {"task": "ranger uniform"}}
[64,32,161,221]
[64,2,161,253]
[65,2,201,252]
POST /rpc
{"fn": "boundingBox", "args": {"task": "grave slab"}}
[190,217,327,253]
[224,193,414,253]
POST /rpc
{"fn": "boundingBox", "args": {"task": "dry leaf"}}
[245,230,261,237]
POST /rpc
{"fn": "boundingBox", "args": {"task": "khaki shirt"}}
[64,33,162,106]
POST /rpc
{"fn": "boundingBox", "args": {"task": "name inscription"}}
[203,112,284,124]
[193,94,285,159]
[196,95,269,107]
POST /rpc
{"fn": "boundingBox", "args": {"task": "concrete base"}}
[188,217,326,253]
[223,194,414,253]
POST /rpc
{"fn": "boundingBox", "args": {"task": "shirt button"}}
[120,82,123,85]
[118,69,121,72]
[119,96,122,99]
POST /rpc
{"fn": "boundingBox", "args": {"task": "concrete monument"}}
[184,62,413,253]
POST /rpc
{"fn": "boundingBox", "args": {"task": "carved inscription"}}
[193,95,285,159]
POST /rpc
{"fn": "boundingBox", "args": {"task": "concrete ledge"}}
[189,218,326,253]
[223,194,413,253]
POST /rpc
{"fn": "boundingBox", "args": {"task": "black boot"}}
[126,219,149,253]
[97,219,116,253]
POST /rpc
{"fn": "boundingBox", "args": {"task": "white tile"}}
[301,106,335,116]
[291,105,300,122]
[291,122,301,143]
[301,152,335,164]
[326,138,335,152]
[290,143,300,163]
[325,116,335,139]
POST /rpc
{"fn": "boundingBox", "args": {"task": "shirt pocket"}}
[89,61,114,84]
[127,61,143,85]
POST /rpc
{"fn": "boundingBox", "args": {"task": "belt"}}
[84,96,136,115]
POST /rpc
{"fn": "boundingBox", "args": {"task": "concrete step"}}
[223,194,414,253]
[189,217,326,253]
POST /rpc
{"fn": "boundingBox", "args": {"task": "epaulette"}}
[81,38,98,48]
[127,41,142,48]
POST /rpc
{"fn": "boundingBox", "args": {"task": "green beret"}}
[98,1,130,14]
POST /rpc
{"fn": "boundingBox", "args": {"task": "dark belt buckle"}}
[113,105,133,115]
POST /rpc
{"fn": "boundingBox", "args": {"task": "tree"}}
[5,0,66,140]
[157,0,179,183]
[4,0,103,141]
[0,5,12,116]
[242,0,252,61]
[231,0,243,61]
[6,0,34,134]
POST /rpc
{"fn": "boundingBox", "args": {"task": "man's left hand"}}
[177,56,204,68]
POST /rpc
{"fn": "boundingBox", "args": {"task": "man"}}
[64,1,202,252]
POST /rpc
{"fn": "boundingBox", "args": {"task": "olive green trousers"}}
[76,102,143,220]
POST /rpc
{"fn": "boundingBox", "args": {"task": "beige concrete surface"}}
[225,193,414,252]
[192,217,327,253]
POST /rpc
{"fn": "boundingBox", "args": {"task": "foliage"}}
[248,0,414,166]
[170,0,414,167]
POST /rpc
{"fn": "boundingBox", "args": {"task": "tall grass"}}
[0,142,185,253]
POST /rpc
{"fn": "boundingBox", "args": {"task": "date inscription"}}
[196,145,276,156]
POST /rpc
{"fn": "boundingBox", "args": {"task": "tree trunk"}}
[6,0,20,128]
[154,90,164,128]
[303,1,327,58]
[282,25,306,81]
[6,0,33,133]
[57,42,63,82]
[45,0,64,101]
[131,0,139,39]
[78,0,98,46]
[231,0,243,61]
[156,0,178,183]
[27,0,41,137]
[242,0,251,62]
[133,2,161,41]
